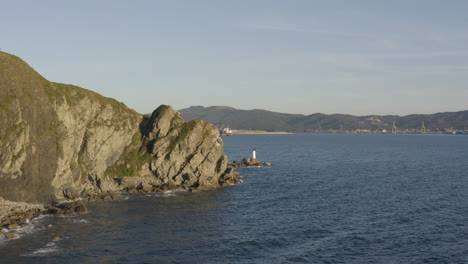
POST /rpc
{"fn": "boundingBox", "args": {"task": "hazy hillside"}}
[180,106,303,131]
[180,106,468,132]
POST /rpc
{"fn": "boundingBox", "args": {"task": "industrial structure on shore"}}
[301,120,468,135]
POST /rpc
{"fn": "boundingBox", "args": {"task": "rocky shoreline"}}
[229,158,272,169]
[0,199,90,239]
[0,52,243,242]
[0,198,46,240]
[0,174,242,241]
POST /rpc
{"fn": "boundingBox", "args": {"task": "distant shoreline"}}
[230,130,468,135]
[231,130,293,135]
[180,106,468,134]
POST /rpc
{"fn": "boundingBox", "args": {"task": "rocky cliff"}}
[0,52,240,205]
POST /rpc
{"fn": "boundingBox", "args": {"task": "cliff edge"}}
[0,52,240,206]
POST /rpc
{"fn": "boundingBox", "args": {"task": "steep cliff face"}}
[1,52,62,202]
[0,52,239,204]
[105,105,239,192]
[46,82,142,200]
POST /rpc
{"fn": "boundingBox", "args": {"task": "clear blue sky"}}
[2,0,468,115]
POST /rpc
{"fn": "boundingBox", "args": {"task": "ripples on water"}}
[1,134,467,263]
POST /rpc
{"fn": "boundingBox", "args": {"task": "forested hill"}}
[179,106,468,133]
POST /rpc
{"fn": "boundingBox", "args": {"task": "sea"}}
[1,134,467,264]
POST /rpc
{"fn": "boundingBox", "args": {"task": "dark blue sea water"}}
[1,134,467,263]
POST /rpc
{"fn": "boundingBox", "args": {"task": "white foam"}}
[0,232,9,243]
[144,192,177,198]
[0,221,46,245]
[17,223,45,236]
[71,218,89,224]
[31,215,51,222]
[21,241,60,257]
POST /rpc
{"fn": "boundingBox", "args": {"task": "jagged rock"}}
[120,176,162,191]
[102,194,113,201]
[47,207,60,215]
[72,202,87,214]
[138,106,239,189]
[229,158,271,169]
[9,215,19,220]
[104,105,242,192]
[219,167,242,186]
[141,184,154,193]
[1,218,11,227]
[7,224,18,230]
[48,200,88,217]
[63,187,80,200]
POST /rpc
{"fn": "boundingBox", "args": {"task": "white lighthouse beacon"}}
[252,149,257,160]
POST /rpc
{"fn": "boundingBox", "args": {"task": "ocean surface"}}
[1,134,467,263]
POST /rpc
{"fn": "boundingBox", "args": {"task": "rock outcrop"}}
[229,158,272,169]
[140,106,239,190]
[100,105,241,195]
[46,200,88,217]
[0,51,240,208]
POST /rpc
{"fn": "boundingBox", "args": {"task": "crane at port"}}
[421,121,427,134]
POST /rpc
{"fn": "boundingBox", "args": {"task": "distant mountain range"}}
[179,106,468,133]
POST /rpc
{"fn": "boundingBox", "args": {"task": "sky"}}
[1,0,468,116]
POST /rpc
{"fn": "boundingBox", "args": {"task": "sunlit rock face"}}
[0,52,240,204]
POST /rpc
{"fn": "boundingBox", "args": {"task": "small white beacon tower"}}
[252,149,257,160]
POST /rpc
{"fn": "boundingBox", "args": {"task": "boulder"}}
[5,230,19,239]
[63,187,80,200]
[48,200,88,217]
[142,184,154,193]
[9,215,19,220]
[7,224,18,230]
[1,218,11,227]
[102,194,113,201]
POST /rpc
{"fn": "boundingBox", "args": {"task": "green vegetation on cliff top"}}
[1,51,137,117]
[105,132,153,179]
[166,120,199,153]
